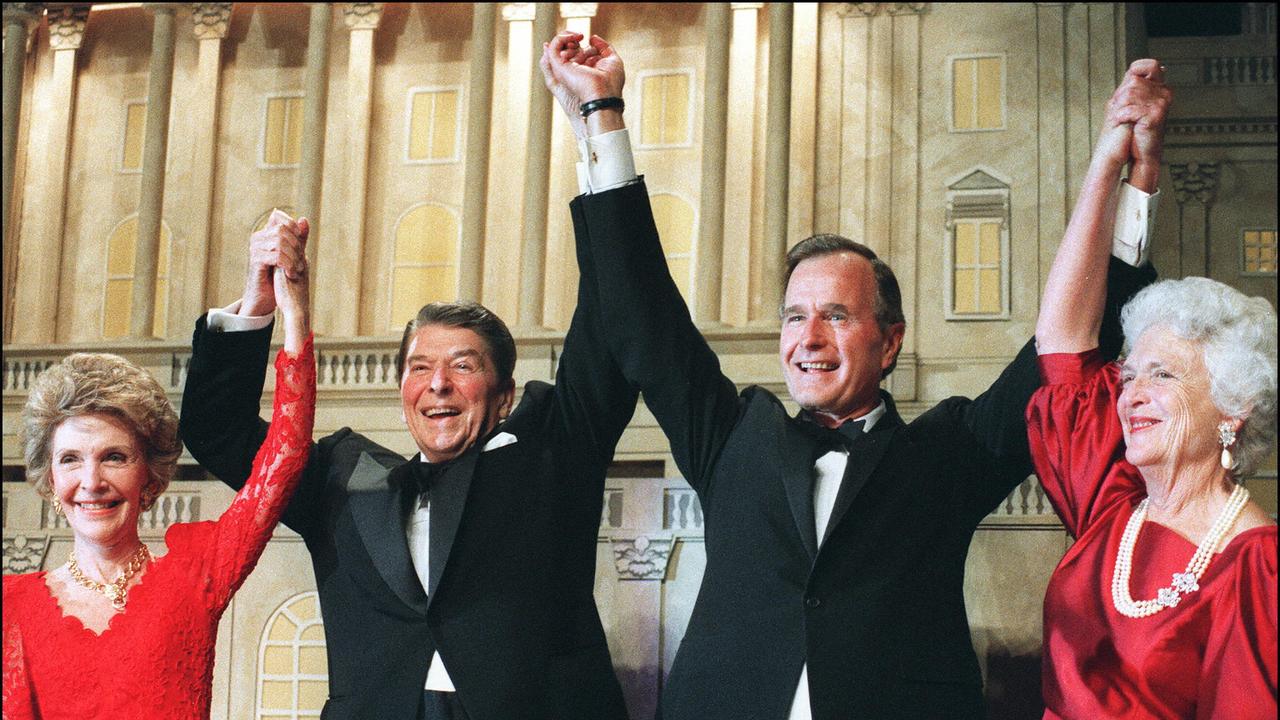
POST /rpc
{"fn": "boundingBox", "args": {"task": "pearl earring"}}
[1217,421,1237,471]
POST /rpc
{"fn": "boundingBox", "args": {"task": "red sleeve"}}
[197,335,316,610]
[2,580,36,720]
[1026,350,1142,538]
[1199,532,1279,719]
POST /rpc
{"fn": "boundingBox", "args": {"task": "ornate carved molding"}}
[191,2,232,40]
[501,3,535,22]
[46,4,88,51]
[885,3,929,15]
[1170,161,1220,206]
[612,535,673,581]
[837,3,927,17]
[558,2,597,19]
[1167,117,1277,137]
[341,2,383,30]
[3,534,51,574]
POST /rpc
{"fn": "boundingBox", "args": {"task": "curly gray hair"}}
[21,353,182,509]
[1120,277,1278,477]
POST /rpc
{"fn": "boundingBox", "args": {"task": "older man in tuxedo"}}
[180,210,635,720]
[541,32,1166,719]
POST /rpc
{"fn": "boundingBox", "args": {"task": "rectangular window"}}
[405,87,462,164]
[952,219,1003,314]
[950,55,1005,132]
[120,100,147,172]
[638,70,694,148]
[262,94,304,168]
[1242,229,1277,275]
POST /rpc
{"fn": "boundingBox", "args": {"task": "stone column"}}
[13,5,85,343]
[187,3,231,319]
[2,3,39,342]
[296,2,331,271]
[721,2,761,327]
[458,3,496,302]
[759,2,793,314]
[129,3,178,339]
[695,2,730,327]
[559,2,596,35]
[1170,161,1219,278]
[516,2,555,329]
[341,2,381,336]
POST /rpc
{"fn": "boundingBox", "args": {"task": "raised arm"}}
[1037,60,1170,353]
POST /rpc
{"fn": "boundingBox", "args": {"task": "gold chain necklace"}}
[67,544,151,611]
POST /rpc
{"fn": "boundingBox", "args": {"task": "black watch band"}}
[579,97,625,118]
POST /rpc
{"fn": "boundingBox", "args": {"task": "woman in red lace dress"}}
[1030,62,1277,718]
[2,215,315,719]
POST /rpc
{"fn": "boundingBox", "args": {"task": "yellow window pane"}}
[641,75,664,146]
[953,268,976,313]
[1246,245,1260,260]
[409,92,433,161]
[652,195,694,255]
[300,624,326,643]
[107,219,137,276]
[289,595,318,621]
[262,645,294,675]
[954,222,976,265]
[284,97,304,165]
[952,59,975,130]
[264,97,287,165]
[123,103,147,170]
[979,222,1000,264]
[1244,230,1259,245]
[268,614,297,642]
[978,268,1001,312]
[976,57,1003,129]
[299,646,328,675]
[395,205,457,263]
[103,279,133,339]
[392,266,456,323]
[667,257,691,300]
[431,91,458,160]
[260,680,293,710]
[662,74,689,144]
[298,680,329,710]
[1262,246,1276,260]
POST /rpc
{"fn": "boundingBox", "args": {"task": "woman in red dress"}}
[2,215,315,719]
[1030,62,1277,718]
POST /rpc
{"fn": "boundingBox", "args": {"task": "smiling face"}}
[49,413,149,552]
[400,324,515,463]
[780,252,905,427]
[1117,325,1227,473]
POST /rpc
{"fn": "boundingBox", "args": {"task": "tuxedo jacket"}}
[571,181,1153,720]
[179,282,635,719]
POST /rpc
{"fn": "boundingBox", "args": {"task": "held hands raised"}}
[1096,59,1172,192]
[540,31,626,138]
[246,209,310,353]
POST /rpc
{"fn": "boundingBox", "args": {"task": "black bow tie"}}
[797,414,867,458]
[412,457,453,507]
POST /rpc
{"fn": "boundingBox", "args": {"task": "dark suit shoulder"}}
[317,428,405,476]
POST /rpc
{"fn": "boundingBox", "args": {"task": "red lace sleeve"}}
[1026,350,1142,538]
[1199,531,1279,718]
[198,334,316,610]
[2,584,36,720]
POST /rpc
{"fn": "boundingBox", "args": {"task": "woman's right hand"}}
[271,215,310,354]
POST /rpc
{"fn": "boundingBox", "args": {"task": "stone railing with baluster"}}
[1203,55,1275,85]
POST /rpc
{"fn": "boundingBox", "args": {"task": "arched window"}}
[650,193,697,301]
[637,69,694,148]
[102,216,172,339]
[944,168,1011,319]
[389,203,460,330]
[257,591,328,719]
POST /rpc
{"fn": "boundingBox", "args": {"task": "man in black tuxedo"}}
[179,210,635,719]
[541,33,1167,719]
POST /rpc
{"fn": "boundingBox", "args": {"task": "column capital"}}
[885,3,929,15]
[502,3,535,22]
[341,2,382,30]
[558,3,597,19]
[1170,161,1220,206]
[191,2,232,40]
[3,3,42,26]
[46,5,88,51]
[837,3,881,17]
[730,3,764,11]
[142,2,178,15]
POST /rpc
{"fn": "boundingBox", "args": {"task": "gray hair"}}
[21,353,182,509]
[395,301,516,387]
[1120,277,1278,477]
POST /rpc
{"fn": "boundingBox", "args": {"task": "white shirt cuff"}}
[207,300,274,332]
[1112,181,1158,267]
[575,129,639,194]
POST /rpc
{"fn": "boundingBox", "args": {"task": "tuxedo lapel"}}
[427,446,479,601]
[779,421,820,560]
[347,452,428,615]
[821,397,901,546]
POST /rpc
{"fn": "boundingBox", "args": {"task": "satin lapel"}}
[821,422,898,547]
[779,420,820,560]
[427,447,479,602]
[347,452,428,615]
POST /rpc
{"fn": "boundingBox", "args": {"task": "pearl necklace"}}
[68,544,151,611]
[1111,484,1249,618]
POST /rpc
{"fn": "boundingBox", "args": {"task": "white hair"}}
[1120,277,1277,477]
